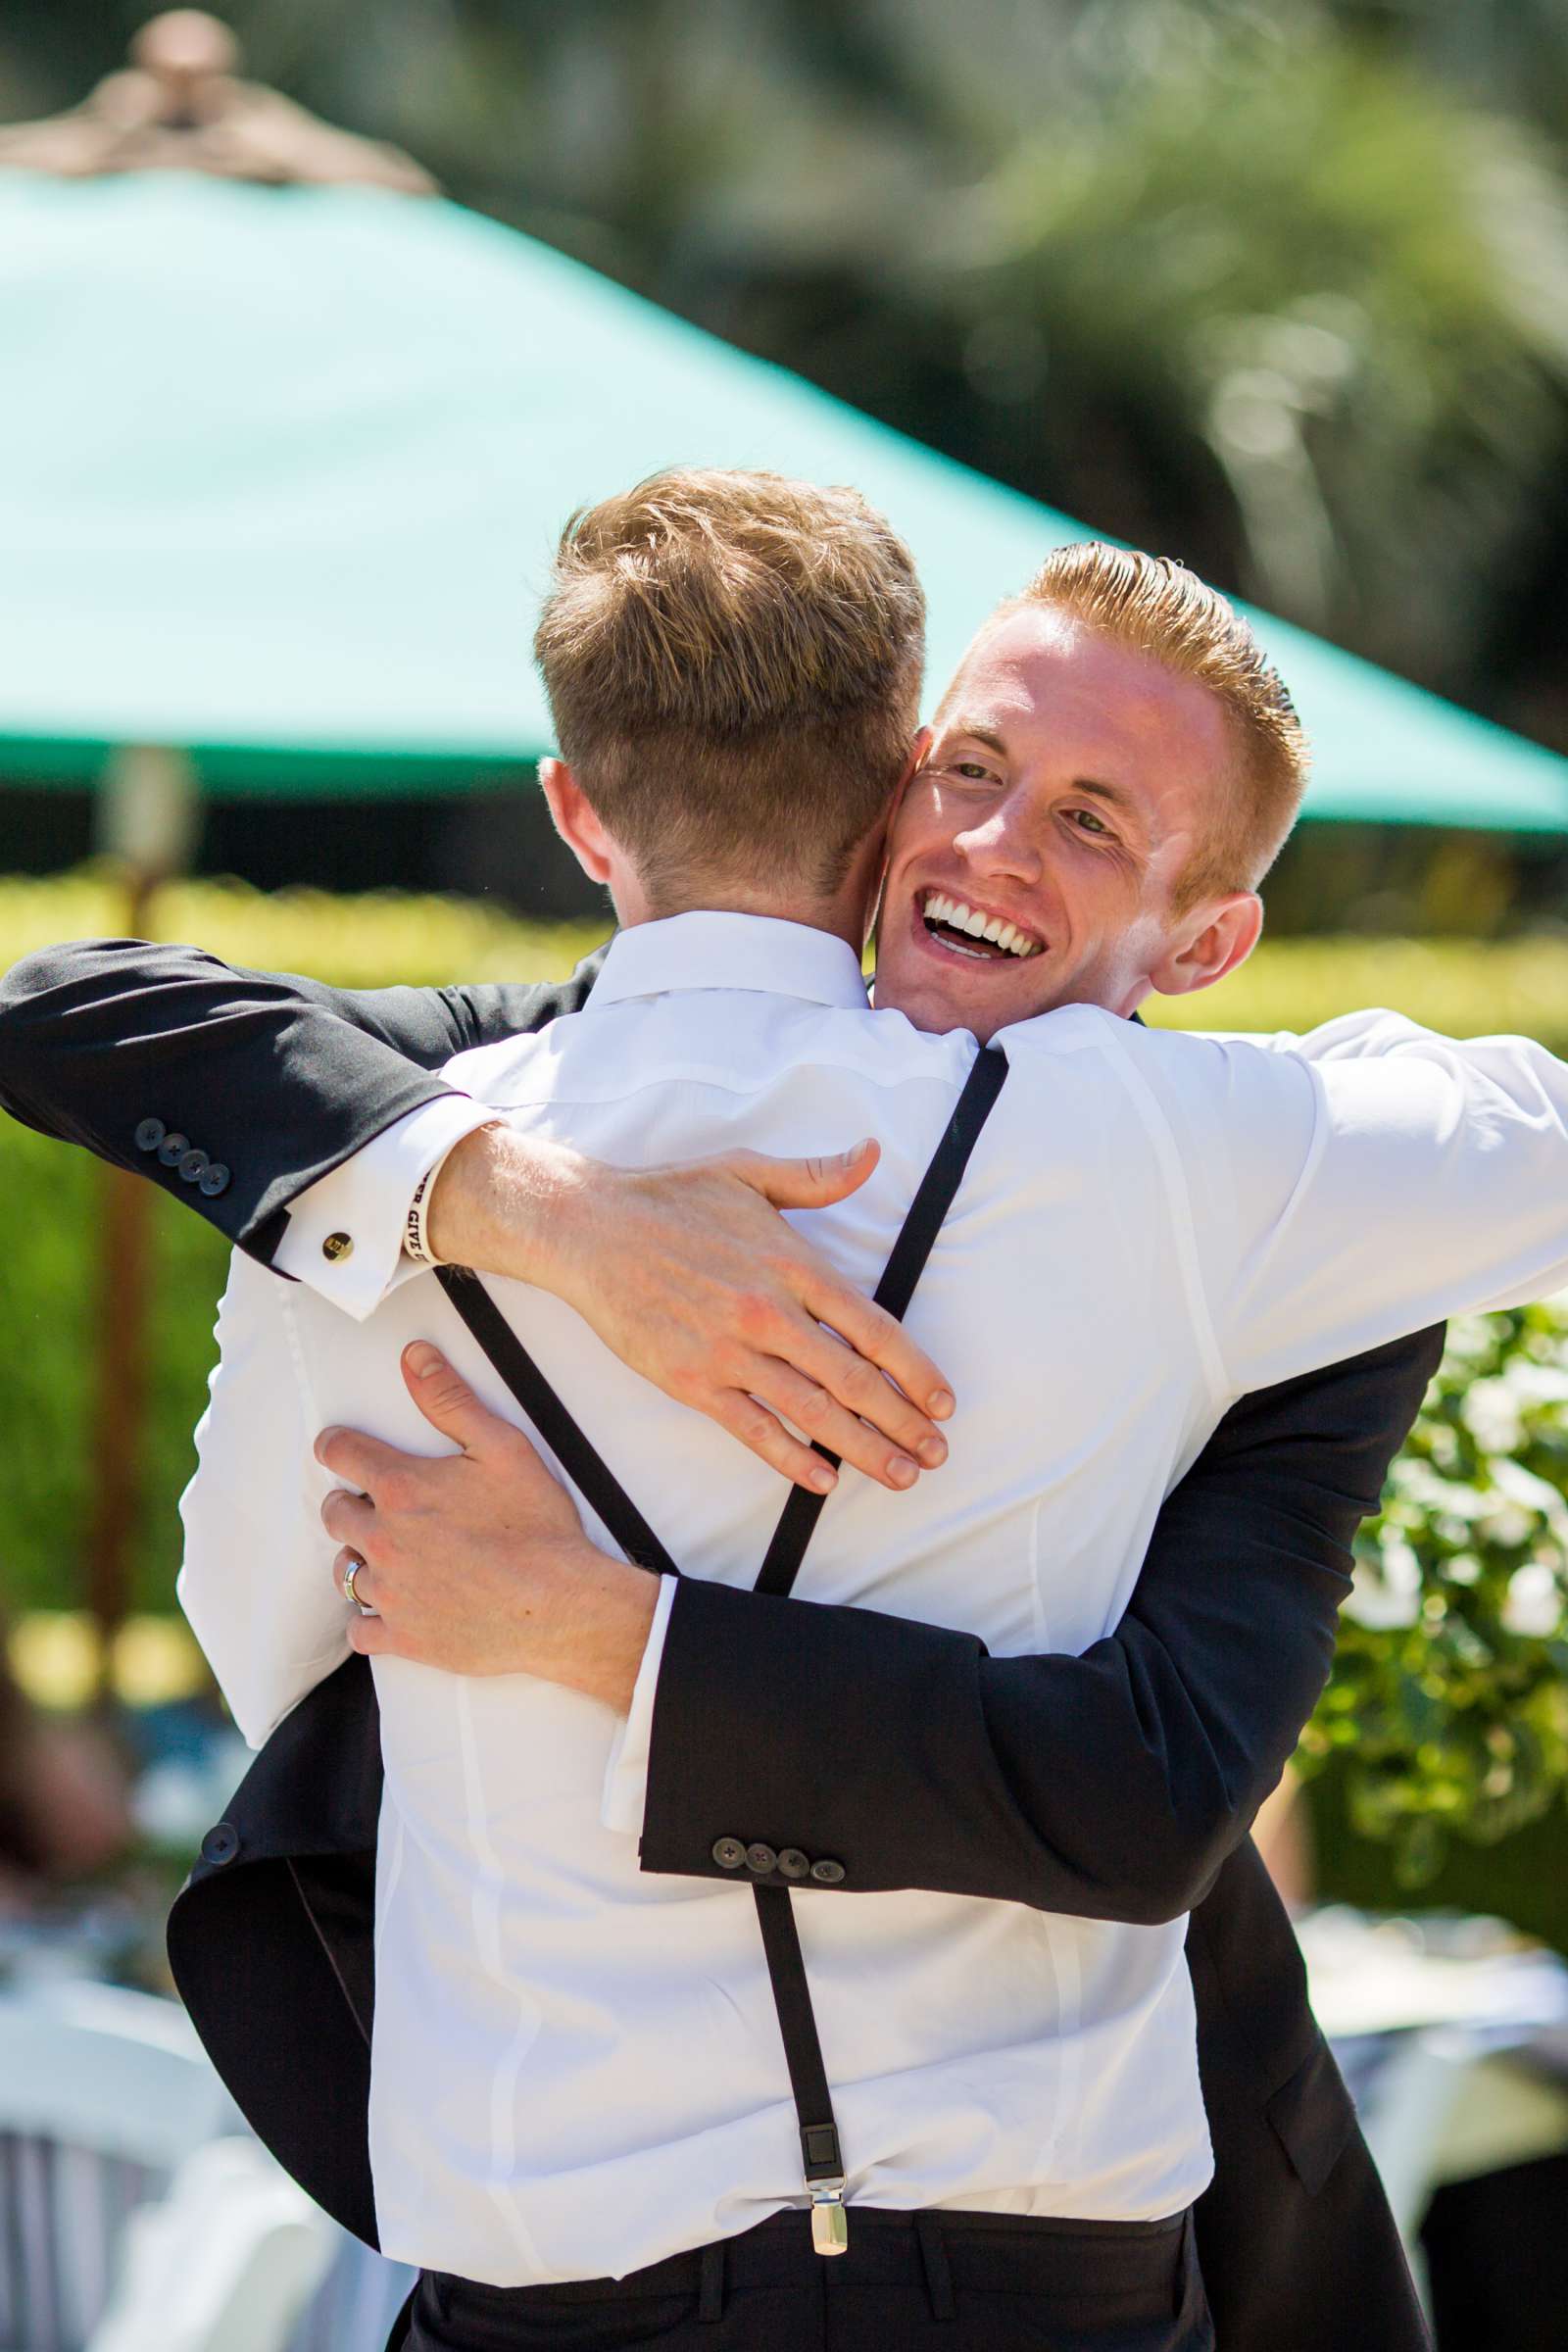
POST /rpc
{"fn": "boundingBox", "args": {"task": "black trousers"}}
[395,2207,1213,2351]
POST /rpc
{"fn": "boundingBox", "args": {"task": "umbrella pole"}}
[86,748,197,1696]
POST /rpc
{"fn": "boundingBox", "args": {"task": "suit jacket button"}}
[711,1838,746,1870]
[200,1163,231,1198]
[746,1842,778,1876]
[134,1117,166,1153]
[777,1848,810,1881]
[157,1131,190,1167]
[809,1858,845,1886]
[321,1232,354,1262]
[200,1822,240,1867]
[178,1148,210,1184]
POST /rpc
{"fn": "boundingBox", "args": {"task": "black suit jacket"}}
[0,939,1439,2349]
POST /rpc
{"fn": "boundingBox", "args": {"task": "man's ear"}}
[1148,891,1263,1000]
[538,758,614,886]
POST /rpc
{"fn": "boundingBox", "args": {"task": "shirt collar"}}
[590,912,870,1013]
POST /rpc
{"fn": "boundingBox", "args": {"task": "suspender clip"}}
[809,2179,849,2256]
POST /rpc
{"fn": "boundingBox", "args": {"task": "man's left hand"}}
[316,1344,659,1712]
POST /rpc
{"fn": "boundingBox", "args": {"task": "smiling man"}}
[1,499,1513,2352]
[878,551,1295,1034]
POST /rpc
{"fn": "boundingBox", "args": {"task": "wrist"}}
[425,1123,596,1289]
[542,1548,660,1715]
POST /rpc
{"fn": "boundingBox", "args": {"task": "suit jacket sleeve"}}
[0,938,606,1264]
[639,1324,1445,1926]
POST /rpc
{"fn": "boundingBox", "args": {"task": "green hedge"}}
[5,870,1568,1905]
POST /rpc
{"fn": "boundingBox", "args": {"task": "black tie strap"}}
[434,1044,1008,2255]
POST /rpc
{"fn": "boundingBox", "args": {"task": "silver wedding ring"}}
[342,1552,375,1615]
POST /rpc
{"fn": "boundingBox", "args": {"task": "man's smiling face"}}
[874,604,1250,1041]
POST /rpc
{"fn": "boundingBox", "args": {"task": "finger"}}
[347,1612,394,1657]
[798,1276,955,1422]
[333,1545,378,1612]
[401,1343,509,1455]
[746,1361,922,1492]
[403,1346,566,1499]
[321,1489,376,1548]
[782,1316,948,1466]
[728,1138,880,1211]
[707,1389,838,1495]
[315,1423,415,1488]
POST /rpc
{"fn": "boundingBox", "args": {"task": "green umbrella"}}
[3,169,1565,828]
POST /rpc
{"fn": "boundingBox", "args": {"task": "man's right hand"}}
[427,1125,954,1494]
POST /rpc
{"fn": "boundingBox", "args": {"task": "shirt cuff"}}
[600,1574,677,1838]
[270,1096,497,1321]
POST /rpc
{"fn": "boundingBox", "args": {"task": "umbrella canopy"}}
[1,169,1565,828]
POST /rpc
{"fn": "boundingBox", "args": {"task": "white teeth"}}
[920,889,1042,959]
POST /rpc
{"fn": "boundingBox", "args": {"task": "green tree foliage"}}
[920,5,1568,683]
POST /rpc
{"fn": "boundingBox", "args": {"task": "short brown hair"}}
[534,468,925,901]
[1013,544,1308,907]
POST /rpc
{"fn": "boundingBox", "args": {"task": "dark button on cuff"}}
[200,1822,240,1867]
[158,1132,190,1168]
[178,1148,210,1184]
[777,1848,810,1881]
[746,1842,779,1877]
[809,1858,846,1886]
[200,1163,231,1198]
[711,1838,746,1871]
[134,1117,166,1153]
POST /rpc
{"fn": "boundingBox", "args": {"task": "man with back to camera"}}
[9,487,1539,2346]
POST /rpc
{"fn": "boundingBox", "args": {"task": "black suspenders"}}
[436,1044,1007,2255]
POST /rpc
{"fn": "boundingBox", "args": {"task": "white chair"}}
[0,1980,333,2352]
[87,2139,336,2352]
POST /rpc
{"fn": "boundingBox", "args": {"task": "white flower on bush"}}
[1501,1562,1565,1639]
[1462,1375,1525,1455]
[1347,1533,1423,1628]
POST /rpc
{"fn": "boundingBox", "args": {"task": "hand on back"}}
[427,1124,954,1494]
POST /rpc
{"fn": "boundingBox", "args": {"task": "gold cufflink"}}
[322,1232,354,1262]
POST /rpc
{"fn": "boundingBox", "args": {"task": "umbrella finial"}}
[0,12,437,192]
[130,12,242,98]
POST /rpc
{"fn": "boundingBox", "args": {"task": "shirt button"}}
[157,1131,190,1167]
[746,1842,778,1877]
[200,1163,231,1198]
[200,1822,240,1867]
[321,1232,354,1263]
[711,1838,747,1871]
[809,1858,846,1886]
[177,1148,210,1185]
[777,1848,810,1881]
[134,1117,166,1153]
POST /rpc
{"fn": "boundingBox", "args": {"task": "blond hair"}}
[1011,544,1308,907]
[533,468,925,902]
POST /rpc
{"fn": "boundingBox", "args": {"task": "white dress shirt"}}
[181,915,1568,2286]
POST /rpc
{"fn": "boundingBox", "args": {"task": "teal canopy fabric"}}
[2,170,1565,828]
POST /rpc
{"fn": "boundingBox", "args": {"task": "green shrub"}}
[1302,1304,1568,1884]
[4,869,1568,1880]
